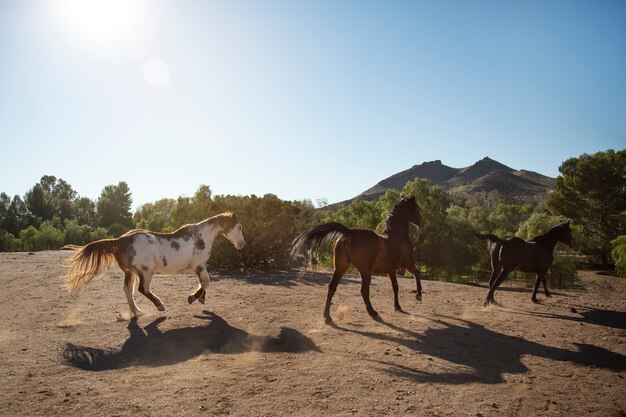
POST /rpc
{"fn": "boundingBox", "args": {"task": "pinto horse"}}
[292,196,425,324]
[66,212,245,318]
[476,221,573,306]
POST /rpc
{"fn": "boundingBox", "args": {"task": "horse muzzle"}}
[236,242,246,250]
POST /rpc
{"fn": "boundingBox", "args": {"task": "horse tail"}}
[292,222,350,261]
[66,239,120,293]
[474,231,506,245]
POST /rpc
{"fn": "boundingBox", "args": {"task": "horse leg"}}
[137,270,165,311]
[324,257,349,324]
[485,269,510,306]
[388,271,402,311]
[123,271,142,318]
[488,265,501,289]
[405,263,422,301]
[489,251,501,289]
[359,271,379,319]
[531,273,549,303]
[188,265,210,304]
[542,274,551,298]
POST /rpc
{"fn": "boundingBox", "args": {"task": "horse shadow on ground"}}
[220,270,360,288]
[62,311,321,371]
[472,282,569,298]
[333,315,626,385]
[502,305,626,331]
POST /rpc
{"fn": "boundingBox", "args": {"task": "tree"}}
[2,195,28,236]
[611,236,626,278]
[97,182,133,231]
[24,183,56,226]
[0,230,21,251]
[401,179,482,277]
[488,203,535,236]
[133,198,176,231]
[73,197,98,227]
[546,150,626,266]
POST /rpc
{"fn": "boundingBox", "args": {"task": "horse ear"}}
[408,195,416,203]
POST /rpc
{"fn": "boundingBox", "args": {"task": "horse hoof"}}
[484,300,491,307]
[415,294,422,301]
[187,295,195,304]
[198,297,205,305]
[394,305,403,312]
[369,311,379,319]
[532,298,540,304]
[324,317,334,325]
[157,304,166,312]
[546,293,552,298]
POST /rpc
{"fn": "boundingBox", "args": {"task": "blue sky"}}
[0,1,624,209]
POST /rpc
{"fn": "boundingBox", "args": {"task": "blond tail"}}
[66,239,119,293]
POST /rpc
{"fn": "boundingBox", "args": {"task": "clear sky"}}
[1,1,624,209]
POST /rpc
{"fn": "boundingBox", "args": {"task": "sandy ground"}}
[0,251,625,417]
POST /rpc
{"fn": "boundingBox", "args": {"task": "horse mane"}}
[202,212,239,231]
[531,221,569,243]
[383,198,411,235]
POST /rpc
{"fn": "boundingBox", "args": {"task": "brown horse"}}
[476,221,574,306]
[292,196,425,324]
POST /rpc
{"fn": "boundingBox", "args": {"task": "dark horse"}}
[292,196,425,324]
[476,221,574,306]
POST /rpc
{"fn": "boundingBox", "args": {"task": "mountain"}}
[342,157,555,206]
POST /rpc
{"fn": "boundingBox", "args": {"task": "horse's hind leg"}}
[359,270,379,319]
[188,264,210,304]
[324,251,349,324]
[485,269,510,306]
[137,270,165,311]
[488,265,501,289]
[542,274,551,298]
[123,271,143,318]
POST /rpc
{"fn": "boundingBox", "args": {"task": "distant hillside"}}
[338,157,555,206]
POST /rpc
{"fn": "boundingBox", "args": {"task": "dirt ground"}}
[0,251,625,417]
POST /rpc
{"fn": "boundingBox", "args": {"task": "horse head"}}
[399,196,425,228]
[222,213,246,250]
[558,221,574,247]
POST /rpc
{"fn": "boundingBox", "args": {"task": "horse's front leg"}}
[404,263,422,301]
[388,271,402,312]
[188,264,210,304]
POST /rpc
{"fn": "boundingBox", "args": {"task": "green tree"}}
[133,198,176,231]
[611,236,626,278]
[63,219,93,246]
[97,182,133,230]
[401,179,481,277]
[323,197,382,231]
[73,197,98,227]
[546,149,626,266]
[19,226,38,251]
[24,183,56,226]
[488,203,535,236]
[2,195,28,236]
[0,230,21,251]
[35,220,64,250]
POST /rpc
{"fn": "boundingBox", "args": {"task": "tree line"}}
[1,150,624,277]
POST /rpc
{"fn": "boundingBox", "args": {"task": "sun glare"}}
[49,0,158,59]
[143,58,171,89]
